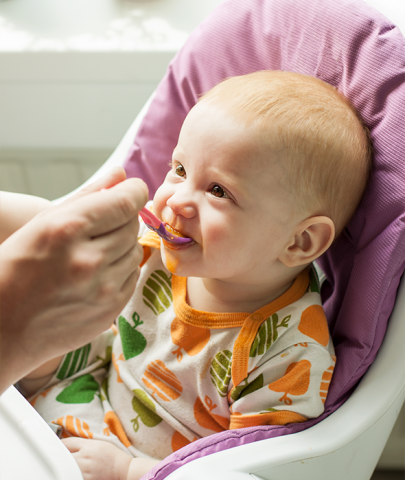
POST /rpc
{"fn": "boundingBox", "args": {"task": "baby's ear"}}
[278,216,335,268]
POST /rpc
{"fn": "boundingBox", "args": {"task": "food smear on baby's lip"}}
[164,224,190,239]
[162,224,195,247]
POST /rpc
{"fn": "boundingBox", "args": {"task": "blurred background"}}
[0,0,403,477]
[0,0,224,199]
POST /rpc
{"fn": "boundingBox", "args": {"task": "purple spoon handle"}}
[139,207,193,245]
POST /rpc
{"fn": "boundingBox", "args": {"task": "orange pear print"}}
[171,431,197,452]
[319,356,336,404]
[54,415,93,439]
[298,305,329,346]
[103,411,131,447]
[142,360,183,402]
[171,317,210,362]
[193,396,229,432]
[269,360,311,405]
[112,353,124,383]
[30,386,52,408]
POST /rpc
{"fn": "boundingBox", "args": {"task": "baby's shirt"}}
[30,222,336,461]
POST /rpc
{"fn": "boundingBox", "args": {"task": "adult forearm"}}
[0,191,52,243]
[0,169,148,395]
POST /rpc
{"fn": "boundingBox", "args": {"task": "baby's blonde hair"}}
[200,71,373,235]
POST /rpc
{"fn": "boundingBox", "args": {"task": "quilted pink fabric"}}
[123,0,405,478]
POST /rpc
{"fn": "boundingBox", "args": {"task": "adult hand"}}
[0,168,148,394]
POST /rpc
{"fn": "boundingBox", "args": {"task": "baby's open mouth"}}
[162,223,195,248]
[164,224,189,239]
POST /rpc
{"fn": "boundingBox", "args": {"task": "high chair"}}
[0,0,404,479]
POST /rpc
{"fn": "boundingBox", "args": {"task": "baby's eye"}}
[210,185,229,198]
[174,164,186,177]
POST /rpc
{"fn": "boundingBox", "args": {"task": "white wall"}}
[0,0,225,199]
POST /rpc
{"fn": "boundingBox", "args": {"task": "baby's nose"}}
[166,194,197,219]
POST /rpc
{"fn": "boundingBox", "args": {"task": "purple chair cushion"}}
[124,0,405,478]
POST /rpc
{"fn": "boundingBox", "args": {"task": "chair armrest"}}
[0,386,83,480]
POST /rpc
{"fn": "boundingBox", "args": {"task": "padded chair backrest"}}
[123,0,405,478]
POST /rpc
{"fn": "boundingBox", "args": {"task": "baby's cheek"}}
[204,216,235,243]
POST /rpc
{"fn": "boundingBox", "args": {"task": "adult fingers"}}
[78,243,142,310]
[87,178,148,237]
[107,241,144,292]
[114,267,141,313]
[66,177,148,238]
[88,216,139,267]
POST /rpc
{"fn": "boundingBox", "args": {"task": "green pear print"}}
[210,350,232,397]
[307,266,320,293]
[131,389,162,432]
[119,312,147,360]
[143,270,173,315]
[239,374,264,398]
[250,314,291,357]
[97,345,112,368]
[230,374,264,401]
[100,375,110,402]
[56,374,99,404]
[56,343,91,380]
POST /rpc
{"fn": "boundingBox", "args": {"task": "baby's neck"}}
[186,274,297,314]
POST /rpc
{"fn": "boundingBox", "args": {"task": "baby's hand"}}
[62,437,132,480]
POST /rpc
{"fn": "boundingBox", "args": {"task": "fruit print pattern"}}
[54,415,93,439]
[56,343,91,380]
[103,411,132,447]
[30,253,336,460]
[250,313,290,357]
[56,374,99,404]
[142,360,183,402]
[268,360,311,405]
[119,312,147,360]
[112,353,124,383]
[319,355,336,404]
[298,305,329,347]
[100,376,109,402]
[131,389,162,432]
[30,386,52,408]
[229,373,265,402]
[193,396,229,432]
[307,267,321,294]
[171,431,197,452]
[171,317,210,362]
[96,345,112,368]
[210,350,232,397]
[143,270,173,315]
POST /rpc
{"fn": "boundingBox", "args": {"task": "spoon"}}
[139,207,194,245]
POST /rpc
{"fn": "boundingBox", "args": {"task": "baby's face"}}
[153,101,298,282]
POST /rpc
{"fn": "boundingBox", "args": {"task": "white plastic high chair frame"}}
[0,1,404,479]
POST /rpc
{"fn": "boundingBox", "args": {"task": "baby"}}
[20,71,372,480]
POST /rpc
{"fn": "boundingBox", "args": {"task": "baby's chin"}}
[160,247,187,276]
[160,250,203,278]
